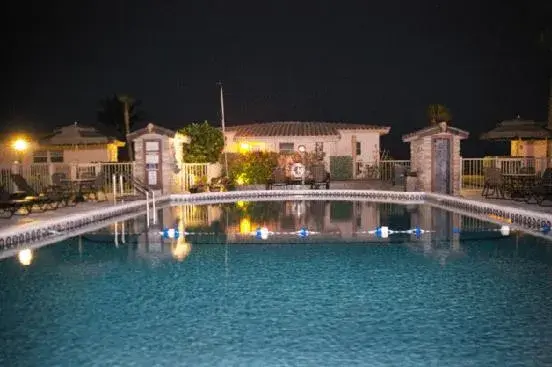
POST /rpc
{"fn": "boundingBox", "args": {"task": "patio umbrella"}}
[39,122,121,146]
[480,118,552,140]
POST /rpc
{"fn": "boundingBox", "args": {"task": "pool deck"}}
[1,185,551,233]
[460,189,552,215]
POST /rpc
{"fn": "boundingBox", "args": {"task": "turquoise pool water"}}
[1,201,552,366]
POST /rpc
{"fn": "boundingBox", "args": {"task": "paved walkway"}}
[0,201,117,230]
[461,189,552,215]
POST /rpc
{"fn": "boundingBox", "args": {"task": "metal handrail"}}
[119,174,157,225]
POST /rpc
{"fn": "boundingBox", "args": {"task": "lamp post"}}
[298,145,306,185]
[12,138,28,174]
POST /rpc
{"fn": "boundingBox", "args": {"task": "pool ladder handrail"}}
[112,174,157,227]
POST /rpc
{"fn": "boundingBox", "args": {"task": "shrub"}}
[226,151,279,185]
[329,156,353,180]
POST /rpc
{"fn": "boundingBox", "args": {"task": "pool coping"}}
[1,190,551,256]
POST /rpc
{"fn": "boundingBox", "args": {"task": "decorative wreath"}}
[291,163,306,179]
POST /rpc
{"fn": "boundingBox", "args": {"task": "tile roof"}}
[226,121,390,137]
[402,123,469,142]
[39,123,121,145]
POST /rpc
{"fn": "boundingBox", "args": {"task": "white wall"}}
[223,129,383,175]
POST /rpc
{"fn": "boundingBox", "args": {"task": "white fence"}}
[461,156,550,190]
[378,157,551,191]
[0,162,135,194]
[172,163,210,193]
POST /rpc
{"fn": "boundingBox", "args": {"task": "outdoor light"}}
[298,145,306,153]
[18,249,33,266]
[12,138,28,152]
[239,142,251,153]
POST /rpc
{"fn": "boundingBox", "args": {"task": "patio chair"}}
[209,176,230,192]
[309,164,330,189]
[531,168,552,206]
[50,172,78,207]
[0,185,36,218]
[80,172,107,201]
[10,174,61,211]
[266,167,288,190]
[481,168,504,199]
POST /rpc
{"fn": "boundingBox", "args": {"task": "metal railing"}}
[172,163,210,193]
[0,162,134,194]
[462,156,551,190]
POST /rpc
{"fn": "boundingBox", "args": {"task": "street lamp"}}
[12,138,28,163]
[298,145,306,185]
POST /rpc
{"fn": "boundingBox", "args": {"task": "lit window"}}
[50,150,64,163]
[33,150,47,163]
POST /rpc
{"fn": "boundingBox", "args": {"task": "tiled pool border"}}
[0,196,171,254]
[1,190,551,254]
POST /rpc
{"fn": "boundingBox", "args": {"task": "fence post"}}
[112,174,117,205]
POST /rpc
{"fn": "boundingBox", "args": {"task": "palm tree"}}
[117,94,135,161]
[427,104,452,125]
[539,28,552,126]
[97,94,145,161]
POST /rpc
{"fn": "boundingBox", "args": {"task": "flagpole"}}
[219,82,229,176]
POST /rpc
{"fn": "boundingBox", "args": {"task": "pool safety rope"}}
[159,224,531,240]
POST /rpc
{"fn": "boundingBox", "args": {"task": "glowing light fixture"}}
[12,138,28,152]
[18,249,33,266]
[240,217,252,234]
[298,145,306,153]
[239,142,251,153]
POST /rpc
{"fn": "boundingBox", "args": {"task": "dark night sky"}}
[2,0,551,158]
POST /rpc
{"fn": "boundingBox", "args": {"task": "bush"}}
[226,151,279,185]
[179,121,225,163]
[329,156,353,180]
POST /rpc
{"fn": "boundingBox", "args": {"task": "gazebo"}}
[480,117,552,158]
[38,122,125,163]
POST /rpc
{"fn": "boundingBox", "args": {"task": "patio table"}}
[502,173,537,201]
[61,178,96,202]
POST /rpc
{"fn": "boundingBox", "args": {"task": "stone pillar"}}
[351,135,357,179]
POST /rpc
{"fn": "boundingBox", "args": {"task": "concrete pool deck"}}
[1,186,552,257]
[1,187,552,232]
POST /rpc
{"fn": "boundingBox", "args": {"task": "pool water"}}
[1,201,552,366]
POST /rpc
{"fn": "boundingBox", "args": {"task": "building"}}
[0,122,125,165]
[223,121,390,178]
[480,117,552,158]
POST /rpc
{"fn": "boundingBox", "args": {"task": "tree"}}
[180,121,225,163]
[97,94,145,160]
[117,94,135,161]
[427,104,452,125]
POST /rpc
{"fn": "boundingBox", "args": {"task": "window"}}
[50,150,64,163]
[356,141,361,155]
[315,142,324,159]
[33,150,47,163]
[279,142,294,153]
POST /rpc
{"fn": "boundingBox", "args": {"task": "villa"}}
[223,121,390,178]
[0,122,124,166]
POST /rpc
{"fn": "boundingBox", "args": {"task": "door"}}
[144,140,162,189]
[433,138,451,194]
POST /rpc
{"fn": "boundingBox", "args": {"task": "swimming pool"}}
[1,201,551,366]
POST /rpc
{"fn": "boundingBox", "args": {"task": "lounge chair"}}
[266,167,288,190]
[308,164,330,189]
[530,168,552,206]
[80,172,107,201]
[0,185,35,218]
[10,174,62,211]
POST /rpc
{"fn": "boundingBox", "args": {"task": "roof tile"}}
[227,121,389,137]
